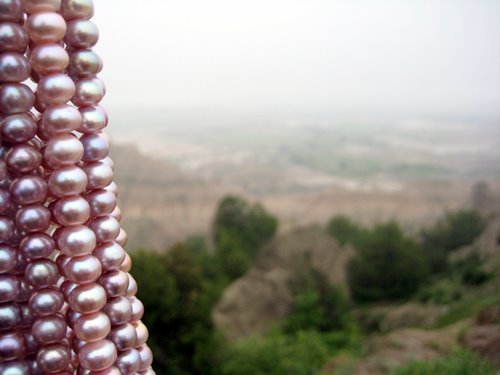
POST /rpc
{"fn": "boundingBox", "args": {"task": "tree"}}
[327,214,364,246]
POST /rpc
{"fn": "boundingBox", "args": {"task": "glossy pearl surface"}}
[15,204,51,233]
[24,258,58,288]
[82,161,113,190]
[93,242,125,272]
[19,233,55,259]
[81,133,110,162]
[74,311,110,342]
[68,282,106,313]
[69,49,102,77]
[98,270,128,298]
[51,194,90,226]
[108,323,136,352]
[36,344,70,373]
[78,339,117,371]
[5,144,41,173]
[30,43,69,75]
[48,165,88,197]
[0,331,25,360]
[43,133,84,169]
[65,20,99,49]
[85,189,116,217]
[10,174,47,204]
[54,224,96,256]
[115,347,140,374]
[63,254,101,284]
[29,287,64,316]
[61,0,94,20]
[78,105,107,134]
[0,303,21,330]
[89,215,119,243]
[26,12,67,44]
[1,114,37,144]
[0,245,16,274]
[36,73,75,108]
[102,296,132,326]
[0,23,28,52]
[0,52,30,82]
[22,0,62,14]
[32,315,67,344]
[39,104,82,137]
[0,83,34,114]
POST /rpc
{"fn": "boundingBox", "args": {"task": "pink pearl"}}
[5,144,41,174]
[103,181,117,197]
[89,215,119,244]
[85,189,116,218]
[48,165,88,198]
[116,229,128,248]
[110,206,121,222]
[19,301,35,327]
[0,331,25,361]
[83,161,113,190]
[100,156,113,170]
[0,0,22,22]
[22,327,39,354]
[19,233,55,259]
[114,347,140,375]
[65,307,81,329]
[78,105,107,134]
[140,368,156,375]
[86,366,121,375]
[133,321,148,347]
[43,133,83,169]
[125,274,137,297]
[10,174,47,204]
[0,52,30,82]
[61,0,94,20]
[0,359,30,374]
[0,216,14,243]
[136,345,153,372]
[15,278,32,301]
[0,83,34,114]
[65,20,99,49]
[74,311,110,342]
[0,244,16,273]
[36,344,70,373]
[39,104,82,138]
[108,323,136,352]
[24,258,58,288]
[32,315,67,344]
[80,133,109,162]
[36,73,75,109]
[26,12,67,44]
[22,0,62,14]
[29,288,64,316]
[0,189,10,214]
[68,282,106,314]
[1,114,37,144]
[78,339,117,372]
[30,44,69,75]
[0,22,28,52]
[102,296,131,326]
[51,195,90,226]
[69,49,102,77]
[72,76,105,107]
[93,242,125,272]
[15,204,51,233]
[98,270,128,298]
[0,303,21,330]
[129,297,144,323]
[54,224,96,256]
[63,254,101,284]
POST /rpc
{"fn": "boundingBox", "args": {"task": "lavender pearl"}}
[125,274,137,297]
[30,44,69,75]
[26,12,67,44]
[54,225,96,257]
[10,175,47,205]
[89,215,119,244]
[0,331,25,361]
[98,270,128,298]
[20,233,55,259]
[0,23,28,53]
[61,0,94,20]
[36,73,75,109]
[0,52,30,82]
[48,165,88,198]
[22,328,39,355]
[69,49,102,78]
[0,244,16,273]
[133,321,149,347]
[43,133,84,169]
[36,344,71,373]
[86,366,121,375]
[74,311,111,342]
[32,315,67,346]
[5,144,42,174]
[93,242,125,272]
[68,282,106,314]
[103,181,117,197]
[29,288,64,316]
[66,308,81,330]
[39,104,82,138]
[0,359,30,375]
[51,195,90,226]
[0,216,14,243]
[0,303,21,331]
[110,206,121,222]
[65,20,99,49]
[0,0,22,22]
[22,0,62,14]
[1,114,37,144]
[24,258,58,289]
[15,278,32,302]
[78,339,117,372]
[108,323,136,352]
[72,77,105,107]
[19,301,35,327]
[114,347,140,375]
[0,83,34,114]
[136,345,153,372]
[85,189,116,218]
[78,105,107,134]
[83,161,113,190]
[129,297,144,323]
[0,189,10,213]
[15,204,51,233]
[63,254,102,284]
[116,229,128,249]
[102,296,131,326]
[80,133,110,162]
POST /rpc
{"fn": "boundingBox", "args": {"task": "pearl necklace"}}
[0,1,154,373]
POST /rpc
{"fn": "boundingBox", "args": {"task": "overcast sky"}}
[93,0,500,119]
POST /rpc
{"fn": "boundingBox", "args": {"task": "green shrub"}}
[416,279,462,304]
[326,215,365,246]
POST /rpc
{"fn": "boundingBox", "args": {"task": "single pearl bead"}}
[19,301,35,327]
[29,288,64,316]
[0,216,14,243]
[83,161,113,190]
[54,224,96,256]
[15,204,51,233]
[22,0,62,14]
[93,242,125,272]
[1,114,37,144]
[0,83,34,114]
[5,144,42,174]
[102,296,131,326]
[19,232,55,259]
[36,73,75,109]
[0,331,25,361]
[133,321,148,347]
[88,215,119,244]
[39,104,82,138]
[0,303,21,331]
[0,0,22,22]
[98,270,128,298]
[0,23,28,52]
[129,297,144,323]
[48,165,88,198]
[108,323,136,352]
[136,345,153,372]
[72,77,105,107]
[69,49,102,78]
[80,133,110,162]
[114,347,140,375]
[116,229,128,248]
[61,0,94,20]
[110,206,121,222]
[26,12,66,44]
[51,195,90,226]
[36,344,70,374]
[0,244,16,273]
[63,254,102,284]
[125,274,137,298]
[103,181,118,197]
[65,20,98,49]
[68,282,106,314]
[78,105,107,134]
[10,174,47,205]
[85,189,116,218]
[30,44,69,75]
[32,315,67,345]
[100,156,113,170]
[22,327,39,354]
[78,339,117,372]
[0,52,30,82]
[24,258,58,288]
[43,133,84,169]
[0,359,30,374]
[74,311,111,342]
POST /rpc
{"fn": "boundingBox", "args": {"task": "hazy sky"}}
[93,0,500,119]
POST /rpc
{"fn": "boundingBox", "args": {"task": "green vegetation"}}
[326,215,364,246]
